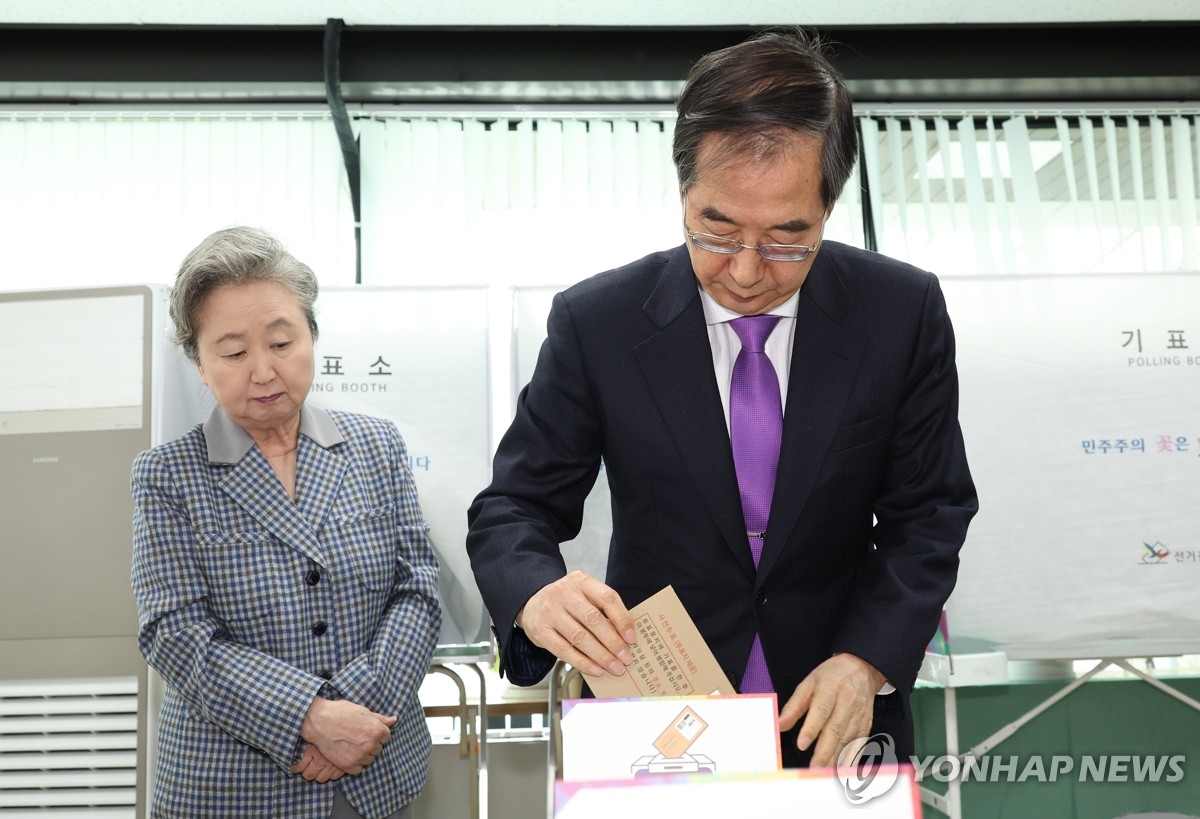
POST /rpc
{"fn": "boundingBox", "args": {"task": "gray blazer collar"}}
[203,403,345,464]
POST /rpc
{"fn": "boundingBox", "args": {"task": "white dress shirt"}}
[698,287,800,431]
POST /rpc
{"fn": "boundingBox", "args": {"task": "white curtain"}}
[0,112,355,291]
[3,107,1196,295]
[858,110,1200,275]
[356,114,867,287]
[357,115,680,287]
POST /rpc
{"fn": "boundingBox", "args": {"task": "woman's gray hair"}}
[170,226,320,362]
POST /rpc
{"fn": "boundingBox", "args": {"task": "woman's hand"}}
[290,744,346,782]
[300,697,397,775]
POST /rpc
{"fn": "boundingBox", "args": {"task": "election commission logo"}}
[836,732,899,804]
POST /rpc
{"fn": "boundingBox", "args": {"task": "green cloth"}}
[911,676,1200,818]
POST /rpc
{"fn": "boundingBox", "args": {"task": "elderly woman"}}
[131,226,441,819]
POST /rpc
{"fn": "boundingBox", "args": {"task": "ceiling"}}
[1,3,1198,106]
[2,0,1199,27]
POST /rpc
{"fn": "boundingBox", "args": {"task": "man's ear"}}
[195,361,207,388]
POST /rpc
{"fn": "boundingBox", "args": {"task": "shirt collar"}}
[698,286,801,327]
[203,403,345,464]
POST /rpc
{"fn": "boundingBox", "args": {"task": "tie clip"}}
[746,530,766,539]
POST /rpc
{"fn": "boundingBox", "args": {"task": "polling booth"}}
[4,272,1198,818]
[922,272,1200,819]
[943,271,1200,660]
[311,285,495,652]
[311,286,499,819]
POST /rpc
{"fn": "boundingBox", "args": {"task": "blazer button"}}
[305,569,321,586]
[312,621,328,637]
[755,591,768,607]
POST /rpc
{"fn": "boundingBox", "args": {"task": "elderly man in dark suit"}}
[466,27,977,769]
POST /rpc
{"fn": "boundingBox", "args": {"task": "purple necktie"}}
[729,315,783,694]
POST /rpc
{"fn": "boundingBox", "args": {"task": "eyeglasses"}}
[683,223,820,262]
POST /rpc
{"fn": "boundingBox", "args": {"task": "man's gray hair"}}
[672,27,857,210]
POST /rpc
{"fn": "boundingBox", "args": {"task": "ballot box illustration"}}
[561,695,779,783]
[630,705,716,775]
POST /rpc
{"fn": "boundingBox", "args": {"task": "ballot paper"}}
[586,585,733,699]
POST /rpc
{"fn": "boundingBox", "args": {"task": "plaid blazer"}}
[132,405,441,819]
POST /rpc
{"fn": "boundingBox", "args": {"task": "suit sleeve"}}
[466,292,605,685]
[326,422,441,715]
[131,450,325,771]
[833,276,978,691]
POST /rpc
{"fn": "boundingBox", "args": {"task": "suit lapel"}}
[218,451,329,565]
[212,407,348,566]
[635,249,756,578]
[757,250,865,583]
[294,433,349,545]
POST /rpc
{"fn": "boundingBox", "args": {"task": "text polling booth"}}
[941,272,1200,662]
[311,286,493,654]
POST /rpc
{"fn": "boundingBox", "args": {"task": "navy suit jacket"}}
[467,241,976,747]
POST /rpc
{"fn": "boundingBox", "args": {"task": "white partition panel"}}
[942,272,1200,659]
[313,286,493,648]
[512,286,612,584]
